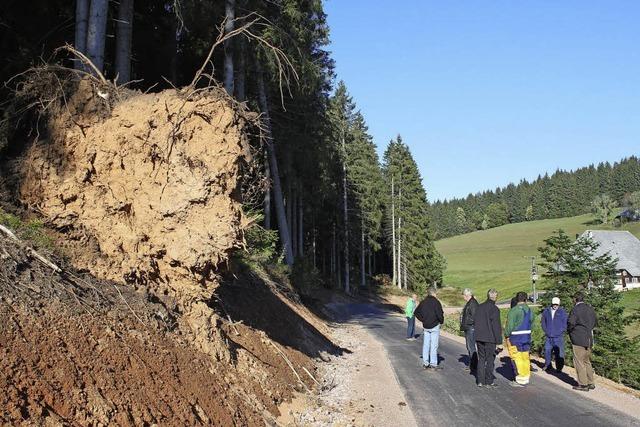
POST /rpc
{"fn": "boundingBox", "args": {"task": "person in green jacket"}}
[405,294,418,340]
[505,291,533,386]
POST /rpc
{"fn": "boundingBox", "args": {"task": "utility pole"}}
[524,256,538,304]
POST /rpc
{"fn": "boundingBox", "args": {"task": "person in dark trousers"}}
[541,296,568,372]
[460,288,479,372]
[568,291,597,391]
[405,294,418,340]
[474,288,502,387]
[414,287,445,369]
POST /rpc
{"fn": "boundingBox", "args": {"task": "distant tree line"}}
[430,156,640,239]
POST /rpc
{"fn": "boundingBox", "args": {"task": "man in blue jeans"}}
[414,287,445,369]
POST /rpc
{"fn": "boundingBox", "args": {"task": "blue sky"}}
[324,1,640,202]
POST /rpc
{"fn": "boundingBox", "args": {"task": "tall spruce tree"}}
[383,136,443,293]
[345,112,385,288]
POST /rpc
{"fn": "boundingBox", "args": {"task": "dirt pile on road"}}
[0,75,341,425]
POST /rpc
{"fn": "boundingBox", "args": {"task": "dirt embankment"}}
[0,76,342,425]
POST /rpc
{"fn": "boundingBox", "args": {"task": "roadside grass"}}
[435,213,640,301]
[437,286,465,307]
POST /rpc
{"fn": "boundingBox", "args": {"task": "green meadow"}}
[435,214,640,300]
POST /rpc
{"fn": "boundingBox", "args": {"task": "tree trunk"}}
[397,181,403,289]
[312,227,316,268]
[342,135,350,294]
[336,246,341,289]
[235,37,246,101]
[115,0,134,84]
[292,188,297,257]
[263,156,271,229]
[286,175,292,243]
[331,224,335,276]
[75,0,89,69]
[360,220,365,289]
[298,196,304,257]
[404,263,407,290]
[391,177,396,287]
[223,0,235,95]
[256,65,293,266]
[86,0,109,73]
[397,216,402,290]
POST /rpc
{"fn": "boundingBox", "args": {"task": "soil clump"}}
[0,74,342,425]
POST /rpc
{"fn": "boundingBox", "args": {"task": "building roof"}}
[580,230,640,277]
[615,209,640,221]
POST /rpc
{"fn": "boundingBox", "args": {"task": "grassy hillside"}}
[435,214,640,299]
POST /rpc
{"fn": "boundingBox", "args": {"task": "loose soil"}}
[0,75,343,425]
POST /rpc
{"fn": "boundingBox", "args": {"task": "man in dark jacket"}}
[474,288,502,387]
[414,287,445,369]
[541,296,568,372]
[568,292,597,391]
[460,288,479,372]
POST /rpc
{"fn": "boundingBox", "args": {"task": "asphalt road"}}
[330,303,640,427]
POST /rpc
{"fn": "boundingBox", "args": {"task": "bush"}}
[372,274,392,288]
[290,256,323,293]
[442,312,463,337]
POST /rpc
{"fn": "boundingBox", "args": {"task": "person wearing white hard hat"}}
[541,296,568,373]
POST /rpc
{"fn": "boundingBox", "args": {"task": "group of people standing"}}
[405,287,598,391]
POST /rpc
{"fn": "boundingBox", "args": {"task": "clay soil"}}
[0,75,343,425]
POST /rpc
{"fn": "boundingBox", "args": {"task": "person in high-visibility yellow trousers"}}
[505,337,531,384]
[505,291,533,386]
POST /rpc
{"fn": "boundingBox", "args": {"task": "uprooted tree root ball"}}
[0,68,338,425]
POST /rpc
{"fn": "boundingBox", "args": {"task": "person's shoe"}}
[463,366,470,371]
[406,337,412,341]
[432,364,444,370]
[487,383,498,388]
[423,364,431,370]
[572,385,589,392]
[587,384,596,390]
[530,366,539,372]
[545,367,555,374]
[476,383,484,388]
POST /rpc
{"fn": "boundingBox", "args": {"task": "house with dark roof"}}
[581,230,640,291]
[615,209,640,223]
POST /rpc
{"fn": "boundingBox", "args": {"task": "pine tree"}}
[383,136,443,293]
[486,202,508,228]
[345,112,385,288]
[455,207,468,234]
[538,230,640,388]
[525,205,534,221]
[591,194,616,224]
